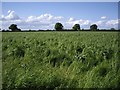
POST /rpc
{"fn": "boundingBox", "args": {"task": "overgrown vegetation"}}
[2,32,120,89]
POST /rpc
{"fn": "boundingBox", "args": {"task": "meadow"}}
[2,31,120,89]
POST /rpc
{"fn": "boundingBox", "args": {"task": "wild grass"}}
[2,31,120,89]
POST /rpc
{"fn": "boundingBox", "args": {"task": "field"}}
[2,31,120,89]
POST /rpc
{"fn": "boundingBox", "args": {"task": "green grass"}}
[2,31,120,89]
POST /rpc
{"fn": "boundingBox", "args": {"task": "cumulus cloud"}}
[0,15,6,21]
[91,19,118,29]
[101,16,107,19]
[105,19,118,29]
[7,10,11,14]
[24,13,64,29]
[66,18,91,29]
[5,11,20,20]
[93,20,106,26]
[68,17,74,21]
[106,19,118,25]
[0,10,119,30]
[26,14,63,24]
[0,10,20,21]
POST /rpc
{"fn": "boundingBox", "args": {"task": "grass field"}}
[2,31,120,89]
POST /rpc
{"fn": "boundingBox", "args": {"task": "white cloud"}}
[54,16,63,20]
[106,19,118,25]
[101,16,107,19]
[26,14,63,23]
[7,10,11,14]
[37,14,53,21]
[93,20,105,26]
[5,11,20,20]
[105,19,118,29]
[26,16,37,22]
[66,18,91,28]
[0,15,6,21]
[91,19,118,29]
[0,10,20,21]
[82,20,91,25]
[0,10,119,30]
[96,21,103,25]
[68,17,74,21]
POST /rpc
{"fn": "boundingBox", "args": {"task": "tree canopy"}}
[90,24,98,31]
[54,23,63,31]
[9,24,21,32]
[72,24,81,31]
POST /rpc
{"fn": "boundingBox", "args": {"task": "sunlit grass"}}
[2,31,120,89]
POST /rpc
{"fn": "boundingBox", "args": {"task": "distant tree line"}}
[54,22,98,31]
[1,23,119,32]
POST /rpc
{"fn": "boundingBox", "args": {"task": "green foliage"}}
[111,28,115,30]
[90,24,98,31]
[54,23,63,31]
[2,32,120,89]
[72,24,81,31]
[9,24,21,32]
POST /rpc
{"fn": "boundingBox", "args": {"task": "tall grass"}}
[2,32,120,89]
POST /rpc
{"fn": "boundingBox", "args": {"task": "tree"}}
[110,28,115,31]
[82,29,84,31]
[90,24,98,31]
[9,24,21,32]
[72,24,80,31]
[2,29,5,32]
[54,22,63,31]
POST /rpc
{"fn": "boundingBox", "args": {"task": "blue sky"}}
[2,2,118,20]
[1,2,119,30]
[1,0,120,2]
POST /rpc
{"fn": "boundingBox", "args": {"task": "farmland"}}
[2,31,120,89]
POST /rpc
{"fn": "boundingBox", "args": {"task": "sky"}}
[0,2,119,30]
[1,0,120,2]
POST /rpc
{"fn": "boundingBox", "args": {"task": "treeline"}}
[1,23,119,32]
